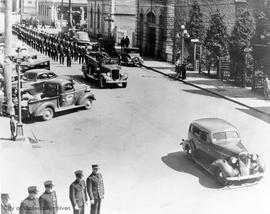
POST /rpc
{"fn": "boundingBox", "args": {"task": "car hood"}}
[216,140,247,156]
[102,64,120,70]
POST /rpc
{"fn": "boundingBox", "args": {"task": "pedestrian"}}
[81,47,86,64]
[78,46,82,64]
[120,37,125,50]
[263,76,270,100]
[1,193,12,214]
[86,165,104,214]
[124,36,130,48]
[66,47,72,67]
[19,186,40,214]
[69,170,88,214]
[10,115,16,141]
[39,181,58,214]
[175,58,181,79]
[181,60,187,80]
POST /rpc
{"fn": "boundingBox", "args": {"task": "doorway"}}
[148,27,156,57]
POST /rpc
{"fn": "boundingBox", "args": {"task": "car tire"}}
[122,82,127,88]
[215,168,227,186]
[42,107,54,121]
[184,145,193,160]
[99,77,106,88]
[84,98,93,110]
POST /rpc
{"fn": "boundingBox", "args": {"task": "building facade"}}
[87,0,136,45]
[36,0,87,26]
[137,0,249,62]
[21,0,37,17]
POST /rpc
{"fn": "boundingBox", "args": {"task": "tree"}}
[204,9,228,76]
[186,0,205,62]
[229,9,255,87]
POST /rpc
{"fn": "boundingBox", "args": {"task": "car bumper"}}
[105,79,127,84]
[226,172,264,183]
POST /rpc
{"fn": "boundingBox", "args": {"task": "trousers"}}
[90,199,101,214]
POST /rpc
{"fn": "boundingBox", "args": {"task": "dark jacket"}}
[86,173,104,200]
[39,191,58,214]
[19,197,40,214]
[69,180,88,208]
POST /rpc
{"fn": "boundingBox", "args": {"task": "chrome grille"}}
[112,69,119,80]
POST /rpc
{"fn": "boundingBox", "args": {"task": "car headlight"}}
[107,72,111,77]
[230,157,237,164]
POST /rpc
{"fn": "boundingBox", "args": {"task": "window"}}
[64,83,74,91]
[147,12,156,25]
[38,73,48,80]
[212,131,239,144]
[48,73,56,78]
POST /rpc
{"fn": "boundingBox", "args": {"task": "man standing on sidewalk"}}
[39,181,58,214]
[10,115,16,141]
[264,76,270,100]
[86,165,104,214]
[69,170,88,214]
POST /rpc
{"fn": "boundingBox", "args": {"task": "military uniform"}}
[20,197,40,214]
[86,166,104,214]
[1,193,12,214]
[39,191,57,214]
[69,171,88,214]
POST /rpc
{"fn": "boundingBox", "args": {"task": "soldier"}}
[69,170,88,214]
[1,193,12,214]
[59,44,64,65]
[39,181,58,214]
[66,47,72,67]
[81,46,87,64]
[86,165,104,214]
[78,46,82,64]
[19,186,40,214]
[10,115,16,141]
[73,43,78,62]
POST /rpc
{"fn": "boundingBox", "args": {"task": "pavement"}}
[142,58,270,116]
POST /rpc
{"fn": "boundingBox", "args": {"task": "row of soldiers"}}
[1,165,104,214]
[14,25,88,67]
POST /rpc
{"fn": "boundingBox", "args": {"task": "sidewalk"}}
[142,59,270,116]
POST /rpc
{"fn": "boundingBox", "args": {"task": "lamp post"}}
[104,14,114,38]
[176,25,190,65]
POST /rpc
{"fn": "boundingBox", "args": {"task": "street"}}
[1,51,270,214]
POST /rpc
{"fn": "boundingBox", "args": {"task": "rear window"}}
[24,73,36,80]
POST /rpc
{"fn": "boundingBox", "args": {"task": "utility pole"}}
[4,0,14,116]
[69,0,72,28]
[61,0,63,27]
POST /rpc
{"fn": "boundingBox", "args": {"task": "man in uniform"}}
[1,193,12,214]
[69,170,88,214]
[86,165,104,214]
[66,47,72,67]
[39,181,58,214]
[19,186,40,214]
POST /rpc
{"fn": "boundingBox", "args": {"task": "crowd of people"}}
[13,25,89,68]
[1,165,104,214]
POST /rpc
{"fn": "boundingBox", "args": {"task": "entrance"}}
[148,27,156,57]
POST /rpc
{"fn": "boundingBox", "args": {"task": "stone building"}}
[87,0,136,45]
[136,0,250,62]
[36,0,87,26]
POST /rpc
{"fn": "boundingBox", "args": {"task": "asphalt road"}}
[2,53,270,214]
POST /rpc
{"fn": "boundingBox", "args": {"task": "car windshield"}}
[23,73,36,80]
[212,131,239,144]
[77,32,89,41]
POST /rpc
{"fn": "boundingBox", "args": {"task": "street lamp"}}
[176,25,190,64]
[104,14,114,38]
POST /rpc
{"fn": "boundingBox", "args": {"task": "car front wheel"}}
[42,107,54,121]
[215,168,227,186]
[184,145,193,160]
[84,98,93,110]
[122,82,127,88]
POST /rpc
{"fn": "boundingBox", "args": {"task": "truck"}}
[20,78,96,121]
[82,51,128,88]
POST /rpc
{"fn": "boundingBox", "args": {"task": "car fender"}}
[182,139,196,153]
[209,159,238,177]
[32,102,57,117]
[255,156,265,173]
[100,73,112,81]
[77,92,96,105]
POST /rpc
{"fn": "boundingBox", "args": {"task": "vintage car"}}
[20,59,50,73]
[118,47,144,66]
[82,52,128,88]
[73,31,91,45]
[19,78,95,121]
[181,118,265,186]
[12,69,58,95]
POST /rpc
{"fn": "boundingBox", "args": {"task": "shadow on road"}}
[236,107,270,124]
[182,89,219,98]
[161,151,221,189]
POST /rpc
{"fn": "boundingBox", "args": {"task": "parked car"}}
[12,69,58,95]
[181,118,265,186]
[82,52,128,88]
[20,59,50,73]
[19,78,95,121]
[117,47,144,66]
[73,31,91,45]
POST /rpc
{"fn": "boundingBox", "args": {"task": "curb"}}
[141,64,270,117]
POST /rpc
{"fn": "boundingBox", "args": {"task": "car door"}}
[60,83,76,107]
[198,131,215,164]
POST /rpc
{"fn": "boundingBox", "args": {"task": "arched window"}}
[147,12,156,25]
[97,7,100,29]
[90,6,93,28]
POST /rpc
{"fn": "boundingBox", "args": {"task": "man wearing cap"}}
[86,165,104,214]
[69,170,88,214]
[19,186,40,214]
[1,193,12,214]
[39,181,58,214]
